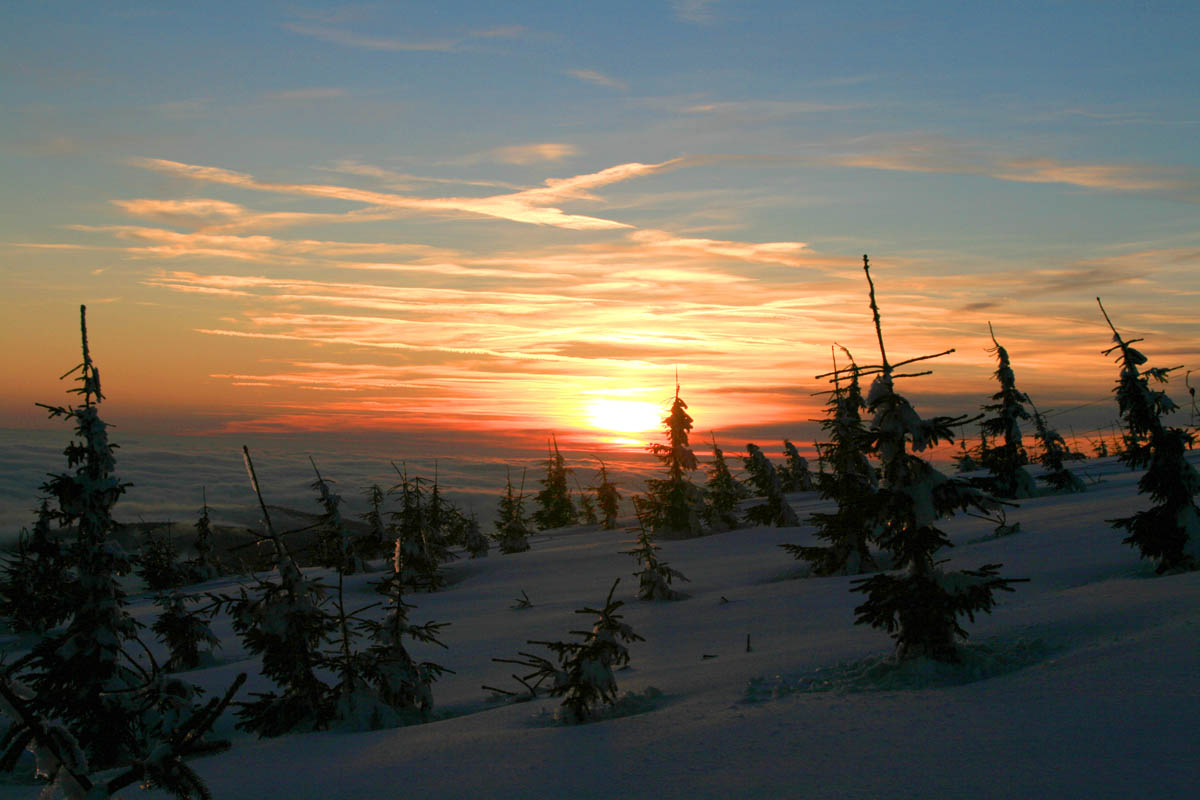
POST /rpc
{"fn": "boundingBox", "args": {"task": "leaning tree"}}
[1099,298,1199,573]
[844,258,1025,662]
[978,323,1036,499]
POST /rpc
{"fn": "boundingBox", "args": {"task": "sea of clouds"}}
[0,427,660,545]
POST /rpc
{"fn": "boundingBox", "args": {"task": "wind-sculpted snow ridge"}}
[743,637,1053,699]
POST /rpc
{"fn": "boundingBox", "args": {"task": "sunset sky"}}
[3,1,1198,455]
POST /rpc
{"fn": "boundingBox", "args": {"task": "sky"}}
[3,0,1199,456]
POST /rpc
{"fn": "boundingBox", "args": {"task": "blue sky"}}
[2,1,1198,449]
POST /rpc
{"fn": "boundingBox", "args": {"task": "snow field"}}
[3,456,1198,798]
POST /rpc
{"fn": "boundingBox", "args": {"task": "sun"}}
[584,399,663,434]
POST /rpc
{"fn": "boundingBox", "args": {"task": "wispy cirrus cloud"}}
[681,100,858,117]
[567,69,627,91]
[628,229,845,269]
[112,198,399,234]
[283,22,526,52]
[830,135,1200,200]
[264,87,347,101]
[130,156,683,230]
[453,143,580,166]
[672,0,720,25]
[45,150,1197,440]
[72,225,460,264]
[323,160,524,191]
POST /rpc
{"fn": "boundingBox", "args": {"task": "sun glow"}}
[584,399,663,434]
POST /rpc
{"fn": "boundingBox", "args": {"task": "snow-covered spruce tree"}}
[623,511,689,600]
[310,458,366,575]
[0,499,74,633]
[783,348,879,575]
[1099,299,1200,573]
[387,463,445,592]
[459,513,490,558]
[21,305,159,769]
[977,324,1036,499]
[592,460,622,530]
[640,383,704,537]
[849,258,1024,663]
[152,588,220,673]
[533,435,577,530]
[1030,402,1086,494]
[1,671,245,800]
[184,489,219,583]
[950,438,979,474]
[742,444,800,527]
[226,447,337,737]
[356,539,451,721]
[703,433,744,533]
[505,579,644,722]
[147,521,220,674]
[422,466,457,565]
[360,483,389,562]
[780,440,815,492]
[575,475,599,525]
[137,524,186,593]
[493,468,533,553]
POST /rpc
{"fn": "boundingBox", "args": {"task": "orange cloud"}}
[131,157,684,229]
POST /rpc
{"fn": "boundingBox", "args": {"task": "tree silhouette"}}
[845,258,1024,662]
[640,382,703,537]
[1099,298,1199,573]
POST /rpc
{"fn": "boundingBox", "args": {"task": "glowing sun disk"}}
[585,399,662,433]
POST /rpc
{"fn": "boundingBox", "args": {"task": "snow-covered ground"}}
[3,455,1199,799]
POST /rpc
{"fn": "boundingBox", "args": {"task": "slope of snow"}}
[2,455,1198,798]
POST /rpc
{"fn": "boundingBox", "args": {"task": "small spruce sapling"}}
[640,382,704,537]
[703,433,744,533]
[0,499,74,633]
[784,347,878,575]
[1030,402,1086,494]
[137,524,186,593]
[184,489,219,582]
[310,458,366,575]
[952,427,982,474]
[422,464,457,565]
[499,579,644,722]
[624,509,690,600]
[849,258,1024,663]
[1099,299,1200,573]
[460,513,490,558]
[742,444,800,527]
[387,463,445,591]
[574,474,599,525]
[593,460,622,530]
[493,468,533,553]
[152,588,220,673]
[533,435,578,530]
[780,440,814,492]
[360,484,389,562]
[978,324,1036,499]
[358,539,451,718]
